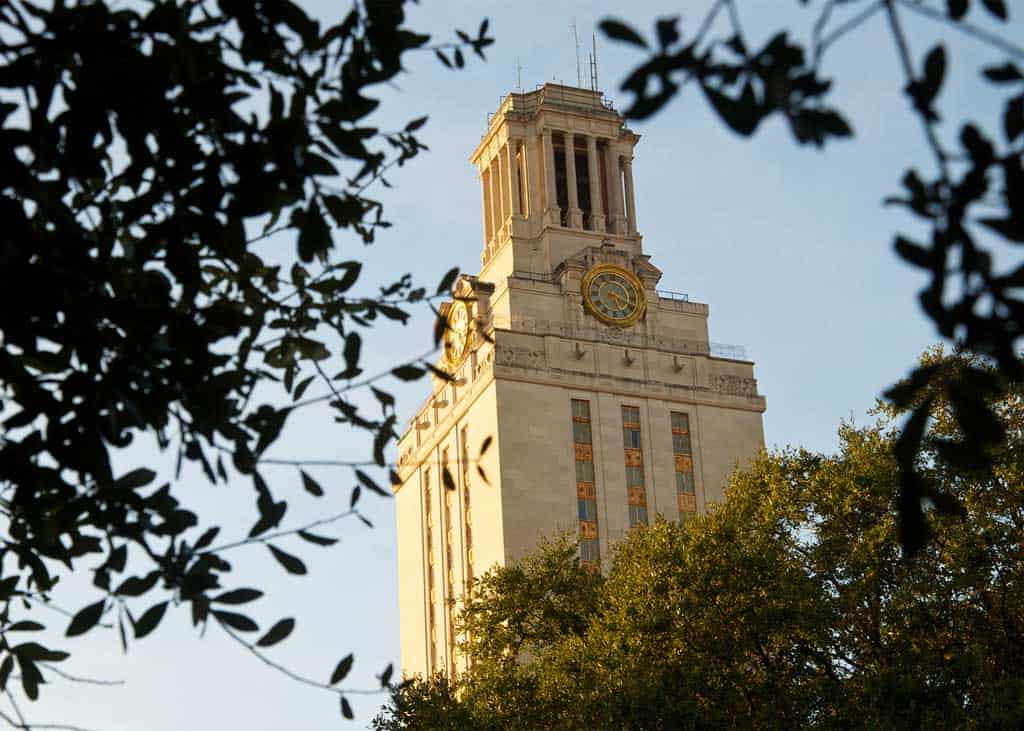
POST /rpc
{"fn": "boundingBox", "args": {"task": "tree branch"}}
[816,0,886,65]
[202,509,358,555]
[897,0,1024,61]
[883,0,951,183]
[39,664,124,687]
[217,620,386,696]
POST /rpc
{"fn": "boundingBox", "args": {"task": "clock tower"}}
[394,84,766,679]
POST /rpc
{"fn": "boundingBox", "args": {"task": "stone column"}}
[605,146,625,234]
[542,129,559,226]
[565,132,582,228]
[506,140,521,217]
[480,167,492,247]
[489,157,501,240]
[623,156,637,235]
[496,148,508,226]
[526,135,542,222]
[488,156,501,240]
[586,135,605,232]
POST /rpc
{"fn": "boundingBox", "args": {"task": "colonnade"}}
[479,128,638,252]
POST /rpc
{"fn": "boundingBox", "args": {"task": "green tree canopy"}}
[376,349,1024,729]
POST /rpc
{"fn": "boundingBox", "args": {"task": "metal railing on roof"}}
[511,270,559,284]
[656,289,690,303]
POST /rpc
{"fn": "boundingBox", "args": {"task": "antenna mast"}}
[571,19,582,87]
[590,34,599,94]
[515,57,523,93]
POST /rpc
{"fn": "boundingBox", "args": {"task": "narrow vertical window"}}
[496,152,508,226]
[515,145,527,217]
[672,412,697,520]
[571,399,600,569]
[553,134,569,226]
[621,406,648,527]
[441,448,456,673]
[482,167,493,243]
[459,426,473,670]
[460,425,473,589]
[575,143,592,229]
[423,468,437,671]
[597,140,610,223]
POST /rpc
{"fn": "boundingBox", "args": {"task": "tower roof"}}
[471,83,626,164]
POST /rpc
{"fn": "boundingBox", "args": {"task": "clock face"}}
[582,265,646,327]
[442,302,471,367]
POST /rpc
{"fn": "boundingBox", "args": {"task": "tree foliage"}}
[600,0,1024,556]
[376,350,1024,729]
[0,0,491,718]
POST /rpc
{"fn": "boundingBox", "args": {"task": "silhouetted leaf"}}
[655,17,680,49]
[599,19,648,48]
[10,642,69,662]
[340,332,362,379]
[115,571,161,597]
[355,469,389,496]
[702,83,761,136]
[194,527,220,551]
[391,364,425,381]
[66,600,105,637]
[293,375,315,401]
[115,468,157,490]
[298,530,338,546]
[0,656,13,692]
[213,589,263,605]
[983,62,1023,83]
[947,0,969,19]
[1005,94,1024,142]
[18,655,42,700]
[133,601,169,639]
[301,470,324,497]
[331,653,354,683]
[257,618,295,647]
[436,267,459,295]
[981,0,1007,20]
[268,545,307,575]
[213,610,259,632]
[894,235,936,270]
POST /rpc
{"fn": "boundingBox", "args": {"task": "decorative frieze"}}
[710,375,758,397]
[494,344,546,370]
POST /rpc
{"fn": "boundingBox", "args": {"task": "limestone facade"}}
[394,84,766,679]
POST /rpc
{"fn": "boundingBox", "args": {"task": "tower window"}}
[423,467,437,671]
[481,166,494,243]
[553,134,569,226]
[671,412,697,520]
[441,447,456,674]
[571,399,600,569]
[622,406,642,449]
[515,143,527,217]
[621,405,649,528]
[575,147,592,229]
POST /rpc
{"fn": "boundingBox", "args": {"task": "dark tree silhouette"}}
[0,0,490,721]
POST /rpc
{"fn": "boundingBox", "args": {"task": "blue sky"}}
[28,1,1023,729]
